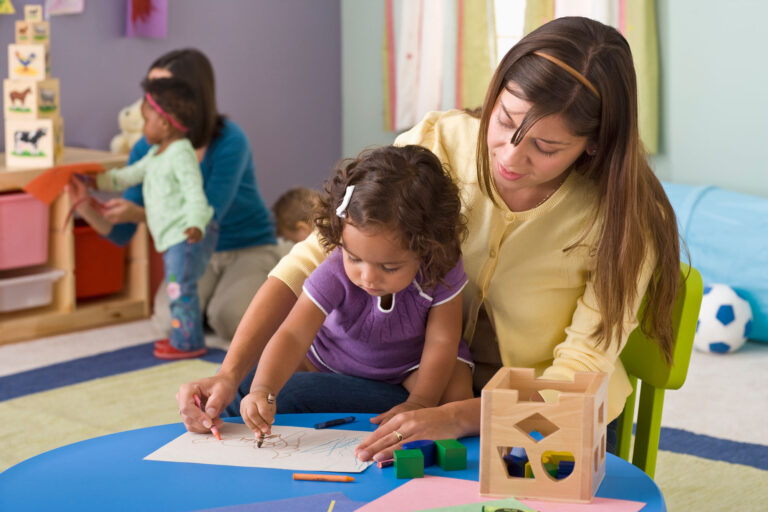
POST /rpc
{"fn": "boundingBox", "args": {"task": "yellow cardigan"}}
[270,110,653,421]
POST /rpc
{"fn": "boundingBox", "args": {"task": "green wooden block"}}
[435,439,467,471]
[394,448,424,478]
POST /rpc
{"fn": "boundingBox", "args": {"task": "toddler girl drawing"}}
[240,145,475,438]
[71,77,216,359]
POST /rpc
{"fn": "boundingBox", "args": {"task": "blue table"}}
[0,414,665,511]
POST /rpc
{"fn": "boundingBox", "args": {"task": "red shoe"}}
[154,339,171,351]
[153,344,207,360]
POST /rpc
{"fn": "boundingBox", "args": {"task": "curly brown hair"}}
[141,77,198,137]
[315,145,466,289]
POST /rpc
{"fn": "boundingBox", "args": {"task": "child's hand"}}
[185,227,202,243]
[66,176,91,207]
[240,388,277,440]
[74,173,97,189]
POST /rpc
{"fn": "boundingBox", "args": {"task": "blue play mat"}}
[663,182,768,342]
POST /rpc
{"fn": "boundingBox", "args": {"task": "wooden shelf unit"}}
[0,147,150,345]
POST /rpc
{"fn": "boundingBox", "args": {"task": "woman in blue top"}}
[102,48,283,348]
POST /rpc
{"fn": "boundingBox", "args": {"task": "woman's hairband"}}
[533,51,600,100]
[336,185,355,218]
[144,92,188,133]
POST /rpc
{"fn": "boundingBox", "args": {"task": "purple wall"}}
[0,0,341,204]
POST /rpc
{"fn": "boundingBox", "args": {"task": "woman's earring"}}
[586,146,597,156]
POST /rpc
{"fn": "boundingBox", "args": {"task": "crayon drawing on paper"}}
[144,423,372,473]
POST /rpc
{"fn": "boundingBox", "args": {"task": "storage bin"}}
[0,192,49,270]
[0,266,65,312]
[74,222,126,298]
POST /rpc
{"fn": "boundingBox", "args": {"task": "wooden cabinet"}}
[0,147,150,345]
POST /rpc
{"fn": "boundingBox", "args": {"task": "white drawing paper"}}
[144,423,373,473]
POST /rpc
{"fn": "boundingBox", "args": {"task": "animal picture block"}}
[8,43,49,81]
[479,367,608,503]
[4,118,64,169]
[15,21,50,45]
[25,4,44,22]
[4,78,60,120]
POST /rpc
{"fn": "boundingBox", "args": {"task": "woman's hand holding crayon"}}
[176,376,235,434]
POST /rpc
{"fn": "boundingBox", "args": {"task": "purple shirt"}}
[302,249,472,384]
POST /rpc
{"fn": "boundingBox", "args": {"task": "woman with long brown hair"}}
[74,48,284,356]
[175,17,682,463]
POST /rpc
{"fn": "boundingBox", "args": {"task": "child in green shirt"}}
[73,78,217,359]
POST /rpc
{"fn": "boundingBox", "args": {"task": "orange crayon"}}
[292,473,355,483]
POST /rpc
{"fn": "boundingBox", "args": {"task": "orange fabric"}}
[23,162,106,205]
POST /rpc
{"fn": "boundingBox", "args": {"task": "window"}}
[494,0,526,64]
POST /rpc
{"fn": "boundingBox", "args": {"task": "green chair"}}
[615,263,703,478]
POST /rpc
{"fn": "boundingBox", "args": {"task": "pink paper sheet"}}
[355,476,645,512]
[355,476,495,511]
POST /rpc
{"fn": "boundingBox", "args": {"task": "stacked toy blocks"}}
[4,4,63,169]
[479,367,608,503]
[393,439,467,478]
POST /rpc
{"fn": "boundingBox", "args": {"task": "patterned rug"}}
[1,342,766,511]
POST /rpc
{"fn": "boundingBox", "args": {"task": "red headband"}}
[144,92,188,133]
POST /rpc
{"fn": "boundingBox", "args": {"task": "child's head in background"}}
[272,187,321,243]
[140,77,197,146]
[315,145,466,292]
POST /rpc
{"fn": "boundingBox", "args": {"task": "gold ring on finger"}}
[393,430,404,442]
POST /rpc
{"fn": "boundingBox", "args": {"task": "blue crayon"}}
[314,416,356,429]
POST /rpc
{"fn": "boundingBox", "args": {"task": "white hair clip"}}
[335,185,355,218]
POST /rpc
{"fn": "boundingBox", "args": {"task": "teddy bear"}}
[109,98,144,154]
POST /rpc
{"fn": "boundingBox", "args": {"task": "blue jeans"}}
[222,369,618,454]
[223,369,409,417]
[162,221,218,351]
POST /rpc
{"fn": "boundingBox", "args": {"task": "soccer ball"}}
[694,284,753,354]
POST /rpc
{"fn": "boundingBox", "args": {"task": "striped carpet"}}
[1,323,767,511]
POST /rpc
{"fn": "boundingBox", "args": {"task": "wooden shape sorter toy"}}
[4,78,60,119]
[479,367,608,503]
